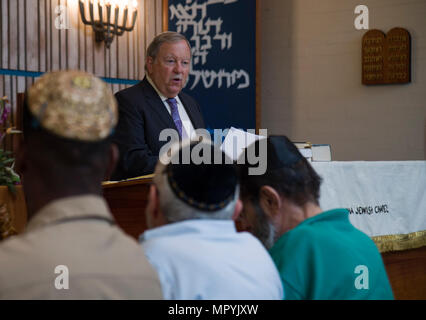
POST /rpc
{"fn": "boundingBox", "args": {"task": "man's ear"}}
[104,143,119,181]
[145,184,166,229]
[145,184,157,229]
[258,185,282,219]
[231,198,243,221]
[146,57,154,74]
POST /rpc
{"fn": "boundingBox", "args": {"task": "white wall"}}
[261,0,426,160]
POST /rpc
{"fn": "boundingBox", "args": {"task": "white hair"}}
[153,160,239,223]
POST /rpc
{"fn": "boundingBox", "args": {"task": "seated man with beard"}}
[237,136,394,300]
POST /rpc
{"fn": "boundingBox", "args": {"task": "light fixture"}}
[79,0,138,49]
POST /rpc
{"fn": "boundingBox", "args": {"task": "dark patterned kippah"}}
[267,135,304,169]
[166,142,238,211]
[239,135,304,173]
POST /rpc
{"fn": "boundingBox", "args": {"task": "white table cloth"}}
[312,161,426,237]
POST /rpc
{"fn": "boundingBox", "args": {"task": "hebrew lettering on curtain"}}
[168,0,256,132]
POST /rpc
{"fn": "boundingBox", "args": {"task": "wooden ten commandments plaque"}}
[362,28,411,85]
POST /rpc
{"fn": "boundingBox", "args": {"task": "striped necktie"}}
[166,98,186,139]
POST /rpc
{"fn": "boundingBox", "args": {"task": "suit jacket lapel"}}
[140,77,178,131]
[179,92,204,129]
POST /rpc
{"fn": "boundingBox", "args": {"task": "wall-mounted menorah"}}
[79,0,138,49]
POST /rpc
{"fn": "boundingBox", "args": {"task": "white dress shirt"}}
[147,75,196,140]
[140,219,284,300]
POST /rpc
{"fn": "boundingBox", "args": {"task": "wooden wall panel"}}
[128,29,134,79]
[0,0,163,153]
[51,0,60,70]
[137,0,145,80]
[27,0,37,72]
[38,0,47,72]
[109,33,116,79]
[0,0,163,96]
[9,1,18,70]
[0,1,5,68]
[3,76,13,109]
[18,0,25,71]
[84,22,93,74]
[144,0,156,57]
[46,0,53,71]
[0,74,21,151]
[67,0,79,71]
[116,24,127,79]
[156,0,163,33]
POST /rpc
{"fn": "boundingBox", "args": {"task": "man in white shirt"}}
[140,141,284,300]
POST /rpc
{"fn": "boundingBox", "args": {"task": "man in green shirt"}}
[237,136,394,300]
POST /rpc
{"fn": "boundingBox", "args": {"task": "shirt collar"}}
[269,208,350,253]
[298,208,349,227]
[26,195,114,232]
[147,74,175,102]
[139,219,237,242]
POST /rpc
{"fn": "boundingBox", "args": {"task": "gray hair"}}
[153,160,239,223]
[248,200,278,250]
[146,31,191,60]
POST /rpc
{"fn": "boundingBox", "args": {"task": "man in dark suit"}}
[112,32,205,180]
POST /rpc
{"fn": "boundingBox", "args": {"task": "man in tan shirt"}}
[0,70,162,299]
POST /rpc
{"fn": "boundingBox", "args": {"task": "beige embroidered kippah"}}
[27,70,117,142]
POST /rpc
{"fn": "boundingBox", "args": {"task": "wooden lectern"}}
[103,177,152,239]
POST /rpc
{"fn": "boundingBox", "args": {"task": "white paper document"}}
[311,144,332,161]
[220,127,266,161]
